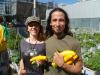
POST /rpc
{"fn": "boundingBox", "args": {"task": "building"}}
[0,0,16,22]
[0,0,54,25]
[46,0,100,33]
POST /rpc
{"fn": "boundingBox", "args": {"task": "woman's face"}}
[27,24,40,36]
[50,11,65,34]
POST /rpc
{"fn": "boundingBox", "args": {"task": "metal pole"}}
[33,0,36,16]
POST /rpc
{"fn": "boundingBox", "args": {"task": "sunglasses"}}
[28,24,40,27]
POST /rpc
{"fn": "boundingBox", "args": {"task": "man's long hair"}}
[45,7,73,38]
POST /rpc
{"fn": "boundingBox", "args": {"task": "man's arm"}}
[53,52,83,74]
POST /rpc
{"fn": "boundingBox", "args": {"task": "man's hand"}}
[53,52,64,67]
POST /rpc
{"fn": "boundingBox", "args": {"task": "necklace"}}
[29,38,38,56]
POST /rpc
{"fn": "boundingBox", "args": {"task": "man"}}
[45,8,83,75]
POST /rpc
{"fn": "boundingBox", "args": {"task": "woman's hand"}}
[18,68,26,75]
[19,59,26,75]
[36,60,45,66]
[53,52,64,67]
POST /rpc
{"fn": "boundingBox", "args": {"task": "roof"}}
[46,0,100,19]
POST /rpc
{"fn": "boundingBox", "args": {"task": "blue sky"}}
[38,0,77,4]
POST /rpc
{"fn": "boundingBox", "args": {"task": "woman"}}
[19,16,46,75]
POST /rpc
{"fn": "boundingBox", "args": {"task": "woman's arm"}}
[18,59,26,75]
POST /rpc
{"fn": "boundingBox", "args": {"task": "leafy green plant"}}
[7,28,16,50]
[93,33,100,44]
[7,27,22,64]
[7,28,22,50]
[74,32,100,71]
[74,32,99,49]
[83,49,100,71]
[9,50,20,64]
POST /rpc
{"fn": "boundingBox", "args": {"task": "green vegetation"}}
[83,50,100,71]
[74,32,100,71]
[7,27,22,64]
[7,27,100,70]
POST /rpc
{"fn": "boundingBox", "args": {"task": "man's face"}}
[50,11,65,34]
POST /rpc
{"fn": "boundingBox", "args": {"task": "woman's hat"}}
[25,16,40,25]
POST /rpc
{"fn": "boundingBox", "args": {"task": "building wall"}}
[70,18,100,32]
[58,0,100,18]
[46,0,100,32]
[16,1,33,23]
[0,2,5,15]
[0,0,52,24]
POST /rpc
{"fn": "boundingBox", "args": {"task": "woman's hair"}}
[26,21,45,41]
[45,7,73,38]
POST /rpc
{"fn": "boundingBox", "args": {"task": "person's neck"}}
[29,35,38,42]
[54,32,65,39]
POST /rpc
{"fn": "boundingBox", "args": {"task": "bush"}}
[7,27,22,64]
[84,49,100,71]
[9,50,20,64]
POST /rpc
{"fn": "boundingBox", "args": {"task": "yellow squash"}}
[30,55,46,64]
[51,50,78,68]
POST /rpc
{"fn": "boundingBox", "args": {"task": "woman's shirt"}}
[20,38,46,75]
